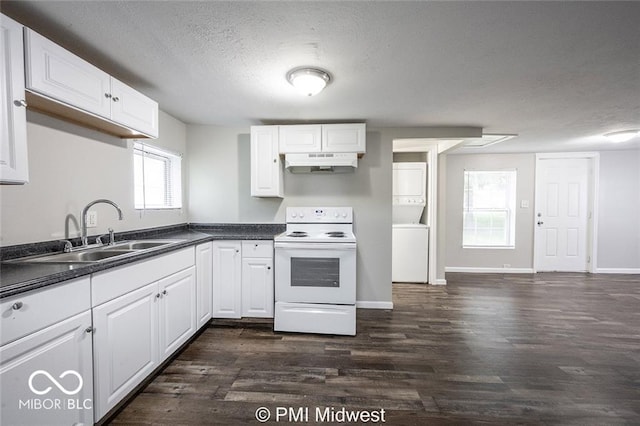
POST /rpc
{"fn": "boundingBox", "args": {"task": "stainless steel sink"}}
[6,239,184,264]
[110,241,174,250]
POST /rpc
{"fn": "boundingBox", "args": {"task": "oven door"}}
[275,242,356,304]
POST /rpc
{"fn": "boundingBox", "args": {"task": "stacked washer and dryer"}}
[392,162,429,283]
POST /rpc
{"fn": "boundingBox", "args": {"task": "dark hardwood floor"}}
[112,273,640,425]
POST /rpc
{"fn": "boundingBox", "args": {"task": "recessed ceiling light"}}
[287,67,331,96]
[604,130,639,143]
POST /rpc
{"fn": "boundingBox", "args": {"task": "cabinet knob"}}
[273,159,277,163]
[112,96,120,102]
[156,293,161,299]
[85,327,95,334]
[162,290,168,295]
[13,99,27,107]
[12,301,23,310]
[104,93,112,99]
[267,266,271,270]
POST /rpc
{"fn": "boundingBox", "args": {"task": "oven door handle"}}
[275,242,356,250]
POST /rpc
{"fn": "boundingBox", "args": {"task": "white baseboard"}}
[432,279,447,285]
[594,268,640,274]
[356,301,393,310]
[446,267,535,274]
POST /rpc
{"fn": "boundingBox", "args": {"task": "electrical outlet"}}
[86,211,98,228]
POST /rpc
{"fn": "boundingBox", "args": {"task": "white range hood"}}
[284,152,358,173]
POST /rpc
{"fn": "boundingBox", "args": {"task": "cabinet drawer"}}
[92,247,195,306]
[242,241,273,258]
[0,277,91,346]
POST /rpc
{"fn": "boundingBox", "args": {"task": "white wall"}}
[0,110,188,246]
[444,153,537,271]
[444,150,640,272]
[597,150,640,271]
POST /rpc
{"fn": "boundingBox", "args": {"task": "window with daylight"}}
[133,142,182,209]
[463,170,517,247]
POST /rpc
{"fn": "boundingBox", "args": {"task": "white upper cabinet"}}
[24,28,158,138]
[110,77,159,137]
[1,14,29,184]
[251,125,283,197]
[24,28,111,118]
[278,124,322,153]
[278,123,366,154]
[322,123,366,153]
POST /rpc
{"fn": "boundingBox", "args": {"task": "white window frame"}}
[133,142,182,210]
[463,169,517,248]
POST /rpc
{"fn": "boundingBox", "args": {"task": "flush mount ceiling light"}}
[287,67,331,96]
[604,130,640,143]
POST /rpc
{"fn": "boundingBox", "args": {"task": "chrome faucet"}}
[81,199,123,246]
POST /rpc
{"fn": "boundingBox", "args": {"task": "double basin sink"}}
[7,240,184,264]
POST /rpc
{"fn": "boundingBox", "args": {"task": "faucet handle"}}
[61,240,73,253]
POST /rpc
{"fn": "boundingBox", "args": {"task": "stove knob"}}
[342,213,348,218]
[299,212,304,218]
[334,212,339,218]
[291,212,297,218]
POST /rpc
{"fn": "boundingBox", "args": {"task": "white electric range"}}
[274,207,356,336]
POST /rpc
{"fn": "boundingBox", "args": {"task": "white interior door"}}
[535,158,591,271]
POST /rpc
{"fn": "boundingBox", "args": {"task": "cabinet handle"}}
[162,290,168,296]
[85,327,95,334]
[104,93,112,99]
[156,293,161,299]
[12,301,23,310]
[13,99,27,107]
[112,96,120,102]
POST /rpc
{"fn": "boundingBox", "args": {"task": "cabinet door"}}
[1,14,28,184]
[278,124,321,153]
[0,310,93,426]
[158,267,197,361]
[92,282,159,421]
[212,241,242,318]
[242,257,274,318]
[110,77,159,138]
[196,242,213,329]
[251,125,283,197]
[24,28,111,119]
[322,123,366,153]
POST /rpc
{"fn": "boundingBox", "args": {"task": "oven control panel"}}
[286,207,353,223]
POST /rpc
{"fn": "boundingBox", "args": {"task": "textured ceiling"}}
[2,1,639,153]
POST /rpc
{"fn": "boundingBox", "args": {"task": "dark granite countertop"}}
[0,223,284,299]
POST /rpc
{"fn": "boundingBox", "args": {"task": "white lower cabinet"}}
[92,282,158,421]
[0,277,93,426]
[195,242,213,328]
[213,240,274,319]
[158,267,197,361]
[212,241,242,318]
[91,248,197,422]
[242,242,274,318]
